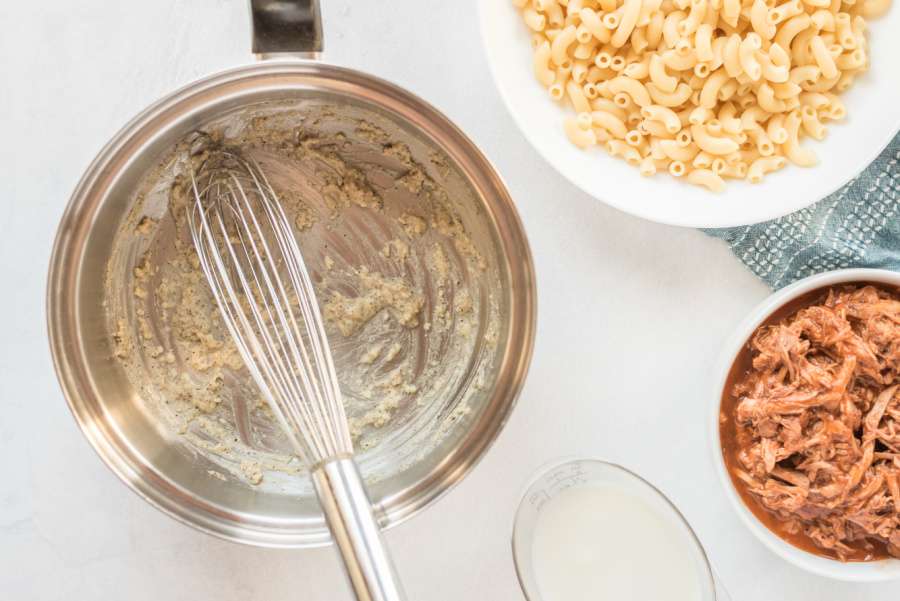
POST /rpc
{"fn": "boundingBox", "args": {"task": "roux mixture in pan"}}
[721,285,900,561]
[104,102,500,488]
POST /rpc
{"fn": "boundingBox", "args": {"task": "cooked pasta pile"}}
[514,0,891,191]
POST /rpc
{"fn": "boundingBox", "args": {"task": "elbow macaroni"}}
[514,0,890,191]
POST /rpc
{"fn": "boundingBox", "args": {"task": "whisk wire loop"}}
[187,151,352,463]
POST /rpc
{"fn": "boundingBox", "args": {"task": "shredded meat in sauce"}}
[729,285,900,561]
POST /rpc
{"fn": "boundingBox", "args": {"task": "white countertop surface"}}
[0,1,894,599]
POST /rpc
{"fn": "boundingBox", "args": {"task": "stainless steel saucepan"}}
[47,0,535,556]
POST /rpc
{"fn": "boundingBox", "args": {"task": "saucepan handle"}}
[250,0,323,56]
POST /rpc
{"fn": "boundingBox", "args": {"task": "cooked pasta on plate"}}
[510,0,891,191]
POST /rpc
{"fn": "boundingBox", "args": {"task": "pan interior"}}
[88,90,510,538]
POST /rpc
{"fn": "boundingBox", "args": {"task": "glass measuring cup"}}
[512,458,727,601]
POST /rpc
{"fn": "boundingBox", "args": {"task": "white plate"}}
[711,269,900,581]
[478,1,900,228]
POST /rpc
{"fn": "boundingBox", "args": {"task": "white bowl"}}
[478,2,900,228]
[711,268,900,581]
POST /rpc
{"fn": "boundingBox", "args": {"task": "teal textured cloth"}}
[706,133,900,289]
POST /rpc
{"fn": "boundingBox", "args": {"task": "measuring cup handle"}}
[250,0,323,55]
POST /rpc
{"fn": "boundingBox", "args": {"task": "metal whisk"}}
[188,149,405,601]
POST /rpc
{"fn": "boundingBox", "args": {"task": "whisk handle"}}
[312,458,406,601]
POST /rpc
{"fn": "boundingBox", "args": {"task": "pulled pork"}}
[731,285,900,561]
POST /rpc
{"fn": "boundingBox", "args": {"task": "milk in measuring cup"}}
[531,485,707,601]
